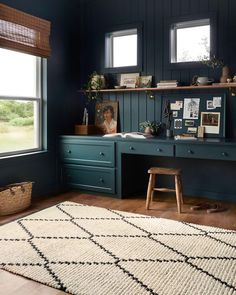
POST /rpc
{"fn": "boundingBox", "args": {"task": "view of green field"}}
[0,100,36,153]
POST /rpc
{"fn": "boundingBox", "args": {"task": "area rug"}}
[1,202,236,295]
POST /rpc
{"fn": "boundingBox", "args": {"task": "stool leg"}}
[150,174,156,203]
[178,176,184,204]
[175,175,182,213]
[146,174,155,210]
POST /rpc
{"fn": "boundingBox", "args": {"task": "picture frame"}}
[200,112,220,134]
[95,101,118,134]
[120,73,139,88]
[137,75,152,88]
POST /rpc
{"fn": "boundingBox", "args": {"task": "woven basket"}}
[0,182,33,216]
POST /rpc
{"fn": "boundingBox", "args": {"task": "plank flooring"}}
[1,191,236,295]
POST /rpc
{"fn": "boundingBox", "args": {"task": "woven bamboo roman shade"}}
[0,4,51,57]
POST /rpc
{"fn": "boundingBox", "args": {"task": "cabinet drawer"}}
[176,144,236,161]
[63,164,115,193]
[61,140,115,167]
[119,141,174,157]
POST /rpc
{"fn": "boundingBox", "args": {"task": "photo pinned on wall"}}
[120,73,139,88]
[206,100,215,110]
[183,98,200,119]
[174,119,182,129]
[185,120,194,127]
[172,111,178,117]
[95,101,118,134]
[201,112,220,134]
[137,76,152,88]
[170,101,183,110]
[187,127,197,134]
[213,97,222,108]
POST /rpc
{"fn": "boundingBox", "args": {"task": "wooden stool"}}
[146,167,184,213]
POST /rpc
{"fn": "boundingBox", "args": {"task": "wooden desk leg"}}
[175,175,182,214]
[146,174,155,210]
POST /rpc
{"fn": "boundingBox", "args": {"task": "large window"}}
[105,27,141,71]
[0,48,42,156]
[170,19,210,63]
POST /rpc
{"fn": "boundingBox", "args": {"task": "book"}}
[103,132,153,139]
[174,133,197,140]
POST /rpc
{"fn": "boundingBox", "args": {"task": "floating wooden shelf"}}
[81,83,236,93]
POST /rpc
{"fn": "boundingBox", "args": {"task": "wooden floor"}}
[1,190,236,295]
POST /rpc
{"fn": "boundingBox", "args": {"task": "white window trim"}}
[0,56,43,157]
[170,18,210,64]
[105,28,138,69]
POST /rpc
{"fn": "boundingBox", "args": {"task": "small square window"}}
[105,28,138,69]
[170,19,210,63]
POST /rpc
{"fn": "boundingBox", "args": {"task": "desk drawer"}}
[61,140,115,167]
[119,141,174,157]
[176,144,236,161]
[63,164,115,193]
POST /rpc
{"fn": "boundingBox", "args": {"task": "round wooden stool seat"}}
[146,167,184,213]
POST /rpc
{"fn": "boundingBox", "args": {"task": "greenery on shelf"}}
[201,55,224,69]
[84,71,105,101]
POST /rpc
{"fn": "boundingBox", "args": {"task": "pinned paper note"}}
[213,97,221,108]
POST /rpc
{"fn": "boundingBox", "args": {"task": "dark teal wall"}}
[75,0,236,202]
[0,0,83,197]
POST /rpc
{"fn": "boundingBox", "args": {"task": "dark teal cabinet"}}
[63,164,115,193]
[60,137,116,194]
[60,140,115,167]
[175,143,236,161]
[119,141,174,157]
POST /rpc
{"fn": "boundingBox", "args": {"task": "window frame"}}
[170,18,210,64]
[104,24,142,74]
[0,52,44,157]
[166,13,216,69]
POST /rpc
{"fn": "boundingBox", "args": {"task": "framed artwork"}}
[120,73,139,88]
[95,101,118,134]
[137,76,152,88]
[200,112,220,134]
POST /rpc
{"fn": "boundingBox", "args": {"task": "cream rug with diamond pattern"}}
[1,201,236,295]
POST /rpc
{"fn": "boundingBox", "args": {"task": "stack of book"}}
[174,133,197,140]
[156,80,179,88]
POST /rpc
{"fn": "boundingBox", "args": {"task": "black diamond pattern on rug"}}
[1,201,236,295]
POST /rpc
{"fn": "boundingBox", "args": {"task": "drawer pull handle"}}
[222,152,228,157]
[156,148,162,152]
[67,150,71,154]
[99,178,104,183]
[129,146,135,151]
[99,152,104,156]
[188,150,193,154]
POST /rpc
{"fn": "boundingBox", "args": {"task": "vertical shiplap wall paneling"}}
[123,93,132,132]
[198,0,209,13]
[131,93,140,131]
[81,0,236,134]
[154,0,164,84]
[138,93,148,124]
[116,93,125,132]
[189,0,200,13]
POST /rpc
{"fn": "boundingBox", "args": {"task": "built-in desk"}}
[60,135,236,199]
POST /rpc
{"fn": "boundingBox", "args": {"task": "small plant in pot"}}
[139,120,162,135]
[163,100,173,137]
[84,71,106,101]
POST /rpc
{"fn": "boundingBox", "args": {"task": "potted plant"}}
[139,120,162,135]
[163,100,173,137]
[85,71,106,101]
[201,55,231,83]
